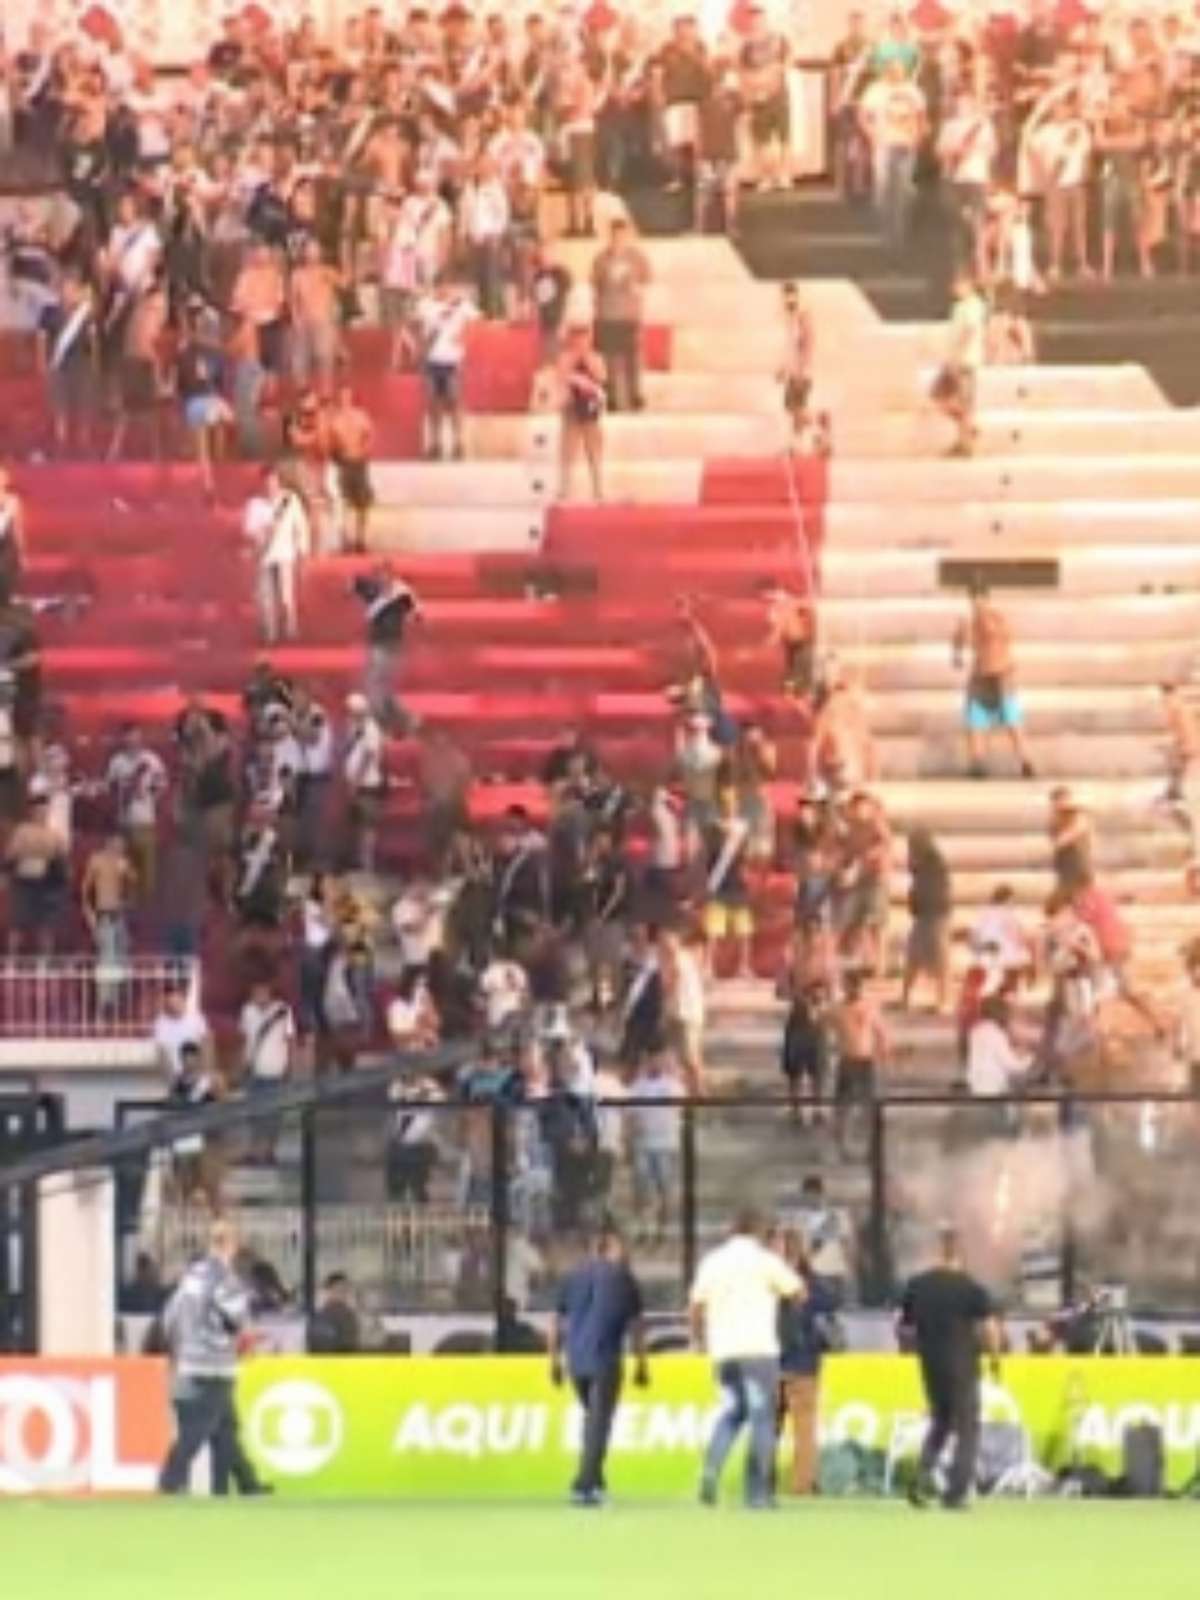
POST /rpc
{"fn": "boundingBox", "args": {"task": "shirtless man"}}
[82,833,137,1003]
[830,972,889,1152]
[777,281,814,437]
[812,670,875,793]
[231,242,286,375]
[952,583,1035,779]
[329,386,375,553]
[1157,683,1199,835]
[761,579,816,700]
[289,238,342,397]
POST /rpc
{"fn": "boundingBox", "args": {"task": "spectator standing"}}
[933,274,987,458]
[901,828,953,1013]
[591,218,650,413]
[328,386,375,554]
[776,281,814,438]
[556,321,607,503]
[243,466,310,645]
[5,792,68,954]
[353,563,422,734]
[106,722,167,905]
[458,154,510,321]
[289,237,342,397]
[413,280,478,461]
[152,982,210,1090]
[937,89,997,278]
[175,303,231,500]
[952,582,1036,779]
[342,692,386,875]
[739,5,791,191]
[627,1048,684,1245]
[81,833,136,1008]
[239,976,296,1164]
[830,972,888,1153]
[859,58,927,252]
[39,269,99,458]
[0,467,25,599]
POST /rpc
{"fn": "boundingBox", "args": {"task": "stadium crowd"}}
[0,4,1195,1310]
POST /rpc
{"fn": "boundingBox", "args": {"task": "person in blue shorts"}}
[952,582,1036,780]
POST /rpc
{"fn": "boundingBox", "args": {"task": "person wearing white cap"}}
[343,692,385,873]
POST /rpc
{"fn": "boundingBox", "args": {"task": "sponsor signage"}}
[0,1359,169,1495]
[238,1354,1200,1497]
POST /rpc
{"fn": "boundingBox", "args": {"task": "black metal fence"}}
[110,1086,1200,1335]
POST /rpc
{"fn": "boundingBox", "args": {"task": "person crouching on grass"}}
[557,322,607,503]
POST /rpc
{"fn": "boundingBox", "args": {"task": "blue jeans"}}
[702,1357,780,1505]
[874,145,916,251]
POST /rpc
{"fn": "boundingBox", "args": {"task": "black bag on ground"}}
[1121,1423,1164,1498]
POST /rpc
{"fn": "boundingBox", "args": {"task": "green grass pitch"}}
[2,1501,1195,1600]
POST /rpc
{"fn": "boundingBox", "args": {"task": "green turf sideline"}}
[1,1501,1194,1600]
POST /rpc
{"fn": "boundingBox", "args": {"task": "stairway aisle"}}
[721,189,1200,1085]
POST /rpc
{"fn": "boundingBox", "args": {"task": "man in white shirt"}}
[414,282,480,461]
[859,59,927,251]
[689,1210,803,1509]
[937,90,997,278]
[240,977,295,1162]
[458,154,510,320]
[381,175,452,370]
[1029,97,1094,281]
[966,996,1030,1101]
[152,983,210,1088]
[343,692,385,873]
[106,721,167,903]
[243,466,310,642]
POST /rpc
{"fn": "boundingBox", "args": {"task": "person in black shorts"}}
[899,1226,1002,1511]
[780,976,830,1126]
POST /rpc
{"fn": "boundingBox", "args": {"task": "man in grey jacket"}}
[158,1219,269,1496]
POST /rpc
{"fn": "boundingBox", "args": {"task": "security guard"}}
[158,1219,269,1496]
[899,1225,1001,1511]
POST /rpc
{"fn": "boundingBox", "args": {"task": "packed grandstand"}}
[1,0,1200,1375]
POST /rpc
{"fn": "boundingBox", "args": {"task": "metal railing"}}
[0,958,201,1038]
[96,1084,1200,1329]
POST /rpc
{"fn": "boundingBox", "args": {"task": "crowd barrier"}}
[3,1354,1199,1497]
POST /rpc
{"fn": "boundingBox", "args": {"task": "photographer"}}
[159,1219,270,1497]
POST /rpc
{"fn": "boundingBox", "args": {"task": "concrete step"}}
[828,455,1200,503]
[872,777,1174,834]
[822,543,1200,601]
[641,372,780,414]
[848,649,1189,697]
[370,458,703,509]
[873,731,1168,781]
[818,364,1170,419]
[473,412,785,461]
[828,408,1200,460]
[825,499,1200,551]
[819,591,1200,644]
